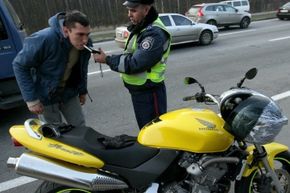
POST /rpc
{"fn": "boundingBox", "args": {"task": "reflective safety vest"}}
[121,18,171,86]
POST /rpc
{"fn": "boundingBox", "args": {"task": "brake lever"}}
[195,92,206,102]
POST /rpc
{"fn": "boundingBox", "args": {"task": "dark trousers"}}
[130,84,167,129]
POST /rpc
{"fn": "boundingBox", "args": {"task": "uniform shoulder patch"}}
[146,25,153,30]
[140,37,154,50]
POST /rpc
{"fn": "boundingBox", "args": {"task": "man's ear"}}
[62,26,69,37]
[144,5,152,15]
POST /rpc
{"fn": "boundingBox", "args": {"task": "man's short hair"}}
[63,10,90,29]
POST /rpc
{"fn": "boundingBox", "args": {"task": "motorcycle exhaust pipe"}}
[7,153,128,191]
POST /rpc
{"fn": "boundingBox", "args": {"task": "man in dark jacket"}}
[13,10,93,126]
[94,0,171,129]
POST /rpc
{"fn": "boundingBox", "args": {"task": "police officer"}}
[94,0,171,129]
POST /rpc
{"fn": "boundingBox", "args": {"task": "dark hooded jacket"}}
[13,12,93,105]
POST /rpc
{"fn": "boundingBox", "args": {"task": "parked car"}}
[219,0,250,12]
[0,0,26,109]
[115,13,218,48]
[185,3,251,29]
[276,2,290,20]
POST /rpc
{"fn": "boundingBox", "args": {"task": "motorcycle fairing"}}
[9,125,104,168]
[242,142,289,177]
[138,108,234,153]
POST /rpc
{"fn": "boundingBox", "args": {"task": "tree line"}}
[9,0,287,35]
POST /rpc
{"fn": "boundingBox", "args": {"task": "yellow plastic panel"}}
[10,125,104,168]
[243,142,288,177]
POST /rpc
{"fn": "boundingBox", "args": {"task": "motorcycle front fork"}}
[255,144,284,193]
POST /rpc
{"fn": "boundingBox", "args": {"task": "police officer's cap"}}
[123,0,154,8]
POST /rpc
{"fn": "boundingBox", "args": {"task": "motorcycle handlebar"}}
[183,96,196,101]
[183,93,214,102]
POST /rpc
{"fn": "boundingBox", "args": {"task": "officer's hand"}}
[28,102,44,114]
[79,94,86,106]
[93,48,107,64]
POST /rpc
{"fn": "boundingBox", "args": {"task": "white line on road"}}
[1,90,290,191]
[269,36,290,42]
[272,90,290,101]
[0,176,37,192]
[219,29,257,36]
[88,69,111,76]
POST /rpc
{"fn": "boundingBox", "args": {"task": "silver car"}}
[185,3,251,28]
[115,13,218,48]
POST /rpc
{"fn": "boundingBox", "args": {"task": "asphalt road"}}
[1,18,290,193]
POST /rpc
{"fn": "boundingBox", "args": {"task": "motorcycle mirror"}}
[237,68,258,88]
[245,68,257,80]
[184,77,198,85]
[184,77,205,93]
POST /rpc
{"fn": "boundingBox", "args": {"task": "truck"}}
[0,0,26,109]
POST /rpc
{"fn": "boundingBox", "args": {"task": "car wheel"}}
[240,17,250,29]
[206,20,217,26]
[278,17,284,20]
[199,30,213,45]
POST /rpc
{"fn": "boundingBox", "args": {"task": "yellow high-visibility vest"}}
[121,18,171,86]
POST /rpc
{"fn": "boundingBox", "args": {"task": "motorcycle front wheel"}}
[35,181,123,193]
[235,151,290,193]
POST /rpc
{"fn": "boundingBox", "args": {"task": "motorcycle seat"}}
[53,126,159,168]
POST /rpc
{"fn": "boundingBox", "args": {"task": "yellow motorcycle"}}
[7,68,290,193]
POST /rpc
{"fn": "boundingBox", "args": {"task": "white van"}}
[220,0,250,12]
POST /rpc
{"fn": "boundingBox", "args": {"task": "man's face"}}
[127,4,150,25]
[63,23,91,50]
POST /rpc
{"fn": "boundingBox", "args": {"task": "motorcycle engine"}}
[176,153,229,193]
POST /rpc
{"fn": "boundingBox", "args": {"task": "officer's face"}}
[63,22,91,50]
[127,5,151,25]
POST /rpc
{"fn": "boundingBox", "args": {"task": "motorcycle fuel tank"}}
[138,108,234,153]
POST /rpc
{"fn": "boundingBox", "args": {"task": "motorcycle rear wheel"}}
[35,181,123,193]
[235,151,290,193]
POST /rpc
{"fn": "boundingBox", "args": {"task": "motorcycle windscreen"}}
[9,125,104,168]
[138,108,234,153]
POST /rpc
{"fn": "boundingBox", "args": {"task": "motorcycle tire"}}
[35,181,123,193]
[235,151,290,193]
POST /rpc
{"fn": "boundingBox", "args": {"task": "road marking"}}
[0,176,37,192]
[269,36,290,42]
[272,91,290,101]
[1,90,290,191]
[105,49,122,54]
[93,40,114,45]
[219,29,257,36]
[88,69,111,76]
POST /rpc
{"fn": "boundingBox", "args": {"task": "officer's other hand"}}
[28,102,44,114]
[93,48,107,64]
[79,94,86,105]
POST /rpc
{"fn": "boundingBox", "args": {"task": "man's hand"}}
[28,102,44,114]
[93,48,107,63]
[79,94,87,105]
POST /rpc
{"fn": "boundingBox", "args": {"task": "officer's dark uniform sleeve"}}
[106,27,169,74]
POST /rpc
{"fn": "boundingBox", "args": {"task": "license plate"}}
[280,10,288,13]
[116,33,122,38]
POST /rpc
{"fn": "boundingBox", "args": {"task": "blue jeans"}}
[130,84,167,129]
[38,96,85,127]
